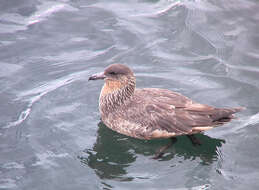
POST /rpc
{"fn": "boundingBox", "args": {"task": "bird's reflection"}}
[78,122,225,180]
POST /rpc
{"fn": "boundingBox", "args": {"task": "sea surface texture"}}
[0,0,259,189]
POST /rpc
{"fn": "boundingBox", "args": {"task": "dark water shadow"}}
[78,122,225,180]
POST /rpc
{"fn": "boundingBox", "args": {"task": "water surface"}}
[1,0,259,189]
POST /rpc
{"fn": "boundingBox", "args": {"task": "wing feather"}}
[108,88,240,139]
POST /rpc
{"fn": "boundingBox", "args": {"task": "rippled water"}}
[1,0,259,189]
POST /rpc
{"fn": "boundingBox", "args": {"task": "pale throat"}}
[100,80,123,97]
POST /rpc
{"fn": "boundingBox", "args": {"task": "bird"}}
[89,64,243,158]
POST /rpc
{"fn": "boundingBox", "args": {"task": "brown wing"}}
[119,88,241,139]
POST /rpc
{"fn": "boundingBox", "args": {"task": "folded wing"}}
[120,88,241,139]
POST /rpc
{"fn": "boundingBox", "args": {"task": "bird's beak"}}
[88,72,106,81]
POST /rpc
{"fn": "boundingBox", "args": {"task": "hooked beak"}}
[88,72,106,81]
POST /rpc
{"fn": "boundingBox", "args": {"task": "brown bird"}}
[89,64,243,158]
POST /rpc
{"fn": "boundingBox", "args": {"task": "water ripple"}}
[91,0,181,18]
[27,1,77,25]
[0,1,77,33]
[32,150,70,169]
[0,178,17,189]
[45,46,114,65]
[3,70,90,129]
[243,112,259,126]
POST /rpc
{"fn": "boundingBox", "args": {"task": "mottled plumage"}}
[89,64,243,140]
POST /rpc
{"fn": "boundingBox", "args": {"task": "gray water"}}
[1,0,259,189]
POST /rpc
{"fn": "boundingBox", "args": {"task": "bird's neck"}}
[99,77,136,113]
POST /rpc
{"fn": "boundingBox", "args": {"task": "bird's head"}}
[89,64,136,96]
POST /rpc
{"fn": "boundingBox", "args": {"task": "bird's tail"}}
[212,107,245,124]
[190,107,244,133]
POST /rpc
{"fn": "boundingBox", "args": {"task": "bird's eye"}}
[109,72,116,75]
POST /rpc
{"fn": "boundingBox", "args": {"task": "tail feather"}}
[212,107,244,124]
[191,107,244,133]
